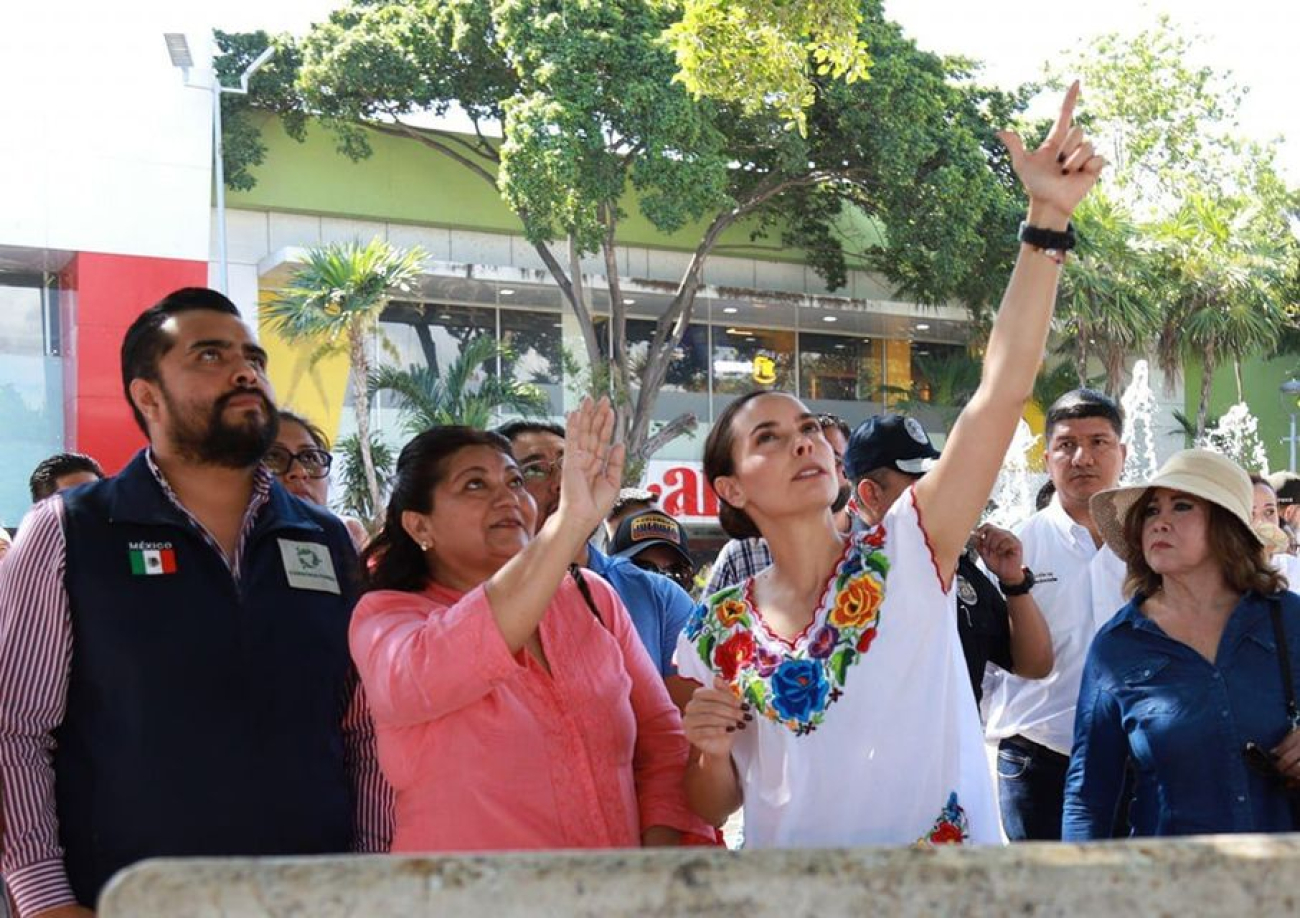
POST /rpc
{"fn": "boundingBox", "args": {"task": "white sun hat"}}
[1089,448,1261,562]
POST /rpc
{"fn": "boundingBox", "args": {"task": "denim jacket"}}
[1063,590,1300,839]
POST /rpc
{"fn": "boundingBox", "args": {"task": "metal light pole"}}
[1281,380,1300,472]
[165,34,274,295]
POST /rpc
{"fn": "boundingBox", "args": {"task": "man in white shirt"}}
[983,389,1128,840]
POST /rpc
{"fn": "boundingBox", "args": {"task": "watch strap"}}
[999,566,1035,596]
[1018,221,1077,252]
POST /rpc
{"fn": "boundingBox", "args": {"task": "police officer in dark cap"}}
[843,414,1054,704]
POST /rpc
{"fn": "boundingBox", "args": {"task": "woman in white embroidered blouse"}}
[677,84,1105,847]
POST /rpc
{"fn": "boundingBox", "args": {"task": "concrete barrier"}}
[99,836,1300,917]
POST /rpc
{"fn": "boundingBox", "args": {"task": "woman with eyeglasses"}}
[265,410,369,548]
[348,399,706,853]
[1062,450,1300,839]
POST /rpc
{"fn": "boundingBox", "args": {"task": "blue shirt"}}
[1063,591,1300,839]
[585,545,696,678]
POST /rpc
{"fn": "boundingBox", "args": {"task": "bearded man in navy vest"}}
[0,288,391,917]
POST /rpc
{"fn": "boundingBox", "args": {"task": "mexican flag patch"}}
[128,542,177,576]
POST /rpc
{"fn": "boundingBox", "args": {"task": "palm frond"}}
[370,336,548,433]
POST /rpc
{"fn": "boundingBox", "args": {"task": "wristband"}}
[1018,221,1076,251]
[999,567,1035,597]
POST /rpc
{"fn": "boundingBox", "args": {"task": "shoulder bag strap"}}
[1267,598,1300,730]
[568,564,605,627]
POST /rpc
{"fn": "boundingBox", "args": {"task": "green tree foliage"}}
[1057,191,1160,395]
[1155,191,1292,436]
[1048,17,1297,428]
[890,348,981,426]
[264,239,426,519]
[663,0,871,134]
[218,0,1023,475]
[369,335,548,435]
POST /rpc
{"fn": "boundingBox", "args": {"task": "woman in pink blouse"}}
[350,398,701,851]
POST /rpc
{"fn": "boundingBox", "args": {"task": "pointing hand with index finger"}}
[996,81,1106,229]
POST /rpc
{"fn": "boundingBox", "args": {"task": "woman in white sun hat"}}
[1063,449,1300,839]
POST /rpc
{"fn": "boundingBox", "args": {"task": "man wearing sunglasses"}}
[609,510,697,594]
[0,289,389,917]
[498,420,699,709]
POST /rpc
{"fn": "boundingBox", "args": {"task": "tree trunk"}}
[1232,358,1244,402]
[349,325,384,522]
[414,322,440,375]
[1196,353,1217,442]
[1074,322,1090,388]
[1103,346,1126,398]
[565,235,603,372]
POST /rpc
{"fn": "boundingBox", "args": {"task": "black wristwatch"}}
[999,567,1036,597]
[1018,221,1077,252]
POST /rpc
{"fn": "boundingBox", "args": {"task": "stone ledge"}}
[99,835,1300,917]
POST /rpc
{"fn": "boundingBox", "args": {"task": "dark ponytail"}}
[361,426,515,593]
[703,390,777,540]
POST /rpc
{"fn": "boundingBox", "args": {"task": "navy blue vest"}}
[57,452,359,904]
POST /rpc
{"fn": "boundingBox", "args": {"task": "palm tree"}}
[265,239,426,518]
[1056,192,1160,395]
[370,336,548,435]
[334,434,395,523]
[1032,360,1088,413]
[1155,192,1289,438]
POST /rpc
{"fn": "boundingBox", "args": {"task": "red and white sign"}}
[643,460,720,524]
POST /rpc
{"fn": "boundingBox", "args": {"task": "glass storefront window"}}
[500,308,562,386]
[711,326,794,395]
[500,308,563,414]
[0,274,64,529]
[616,318,710,394]
[798,331,881,401]
[909,341,975,405]
[379,302,496,384]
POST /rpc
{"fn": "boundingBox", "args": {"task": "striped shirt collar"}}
[144,448,273,579]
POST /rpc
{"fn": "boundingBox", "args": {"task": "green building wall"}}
[1185,354,1300,473]
[227,113,883,271]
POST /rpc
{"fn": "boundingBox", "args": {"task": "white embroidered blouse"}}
[676,488,1001,847]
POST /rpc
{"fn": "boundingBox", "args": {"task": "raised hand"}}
[997,82,1105,229]
[556,396,626,532]
[974,523,1025,584]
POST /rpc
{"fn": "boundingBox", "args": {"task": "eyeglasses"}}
[520,456,563,483]
[817,413,849,436]
[263,445,333,479]
[631,558,695,591]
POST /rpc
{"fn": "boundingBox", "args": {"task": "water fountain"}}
[1120,359,1160,484]
[1199,402,1270,474]
[984,419,1043,530]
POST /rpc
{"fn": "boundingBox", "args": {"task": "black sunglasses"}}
[631,558,695,591]
[263,445,333,479]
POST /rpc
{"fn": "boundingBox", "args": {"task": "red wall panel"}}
[63,253,207,474]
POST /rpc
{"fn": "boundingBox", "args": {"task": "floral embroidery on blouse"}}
[917,792,969,846]
[683,526,889,735]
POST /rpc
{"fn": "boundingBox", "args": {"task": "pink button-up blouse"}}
[349,571,701,852]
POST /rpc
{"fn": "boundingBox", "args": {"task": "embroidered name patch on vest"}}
[277,539,340,594]
[128,541,176,576]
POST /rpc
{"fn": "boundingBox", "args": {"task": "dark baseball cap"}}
[1268,471,1300,506]
[843,414,940,480]
[609,509,692,566]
